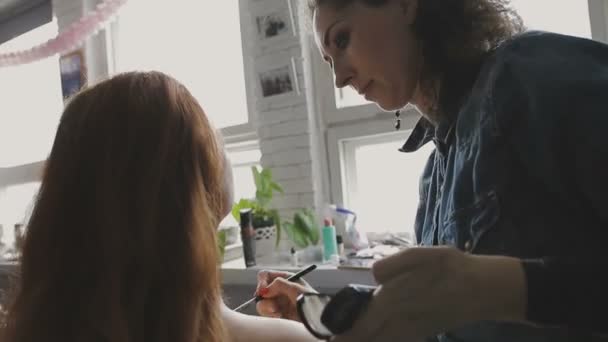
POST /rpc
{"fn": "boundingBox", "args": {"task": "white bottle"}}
[290,247,298,267]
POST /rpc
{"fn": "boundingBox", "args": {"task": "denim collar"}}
[399,116,455,154]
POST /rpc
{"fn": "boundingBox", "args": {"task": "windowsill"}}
[221,254,376,288]
[0,256,376,290]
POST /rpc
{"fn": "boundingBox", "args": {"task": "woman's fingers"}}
[255,270,293,295]
[265,277,312,301]
[256,298,282,318]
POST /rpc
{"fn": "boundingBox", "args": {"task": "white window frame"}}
[225,140,261,169]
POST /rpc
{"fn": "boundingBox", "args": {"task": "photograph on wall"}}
[255,8,294,41]
[59,50,86,100]
[259,65,294,98]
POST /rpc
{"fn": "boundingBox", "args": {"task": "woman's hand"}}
[332,246,527,342]
[255,270,317,321]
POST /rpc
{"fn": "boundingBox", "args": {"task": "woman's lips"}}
[358,81,371,95]
[360,81,373,100]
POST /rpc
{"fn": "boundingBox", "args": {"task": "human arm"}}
[222,301,319,342]
[492,32,608,333]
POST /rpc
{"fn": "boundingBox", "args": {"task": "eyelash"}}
[334,32,349,50]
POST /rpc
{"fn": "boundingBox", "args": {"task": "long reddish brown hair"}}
[1,71,228,342]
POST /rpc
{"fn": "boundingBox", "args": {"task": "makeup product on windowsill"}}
[336,235,345,258]
[322,218,338,262]
[239,209,256,268]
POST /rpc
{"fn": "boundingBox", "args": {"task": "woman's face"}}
[313,0,421,111]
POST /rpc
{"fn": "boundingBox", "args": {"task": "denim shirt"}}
[401,31,608,342]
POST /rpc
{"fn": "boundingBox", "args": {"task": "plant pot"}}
[254,224,276,262]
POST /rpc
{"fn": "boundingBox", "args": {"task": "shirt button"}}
[464,240,472,252]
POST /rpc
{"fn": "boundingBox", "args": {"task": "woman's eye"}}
[334,32,349,50]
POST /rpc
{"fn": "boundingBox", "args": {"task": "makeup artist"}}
[255,0,608,341]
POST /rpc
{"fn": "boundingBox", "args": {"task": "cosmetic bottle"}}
[240,209,256,267]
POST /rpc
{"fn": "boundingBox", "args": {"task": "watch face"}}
[321,285,376,334]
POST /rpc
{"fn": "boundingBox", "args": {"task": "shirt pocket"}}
[443,190,501,253]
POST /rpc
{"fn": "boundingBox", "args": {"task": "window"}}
[220,145,261,227]
[511,0,591,38]
[0,20,63,167]
[511,0,592,38]
[114,0,252,130]
[341,133,433,239]
[0,182,40,250]
[327,112,431,237]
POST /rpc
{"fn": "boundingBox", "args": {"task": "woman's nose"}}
[333,60,354,89]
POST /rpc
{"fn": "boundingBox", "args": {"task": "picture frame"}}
[250,0,298,51]
[259,64,295,98]
[255,9,294,41]
[59,50,86,100]
[255,53,304,109]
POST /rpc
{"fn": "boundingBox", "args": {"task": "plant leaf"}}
[217,229,227,262]
[304,209,320,245]
[271,182,284,194]
[231,198,255,223]
[269,209,282,247]
[283,222,295,243]
[292,227,309,248]
[252,166,262,190]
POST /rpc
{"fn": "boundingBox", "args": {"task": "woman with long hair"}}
[1,71,316,342]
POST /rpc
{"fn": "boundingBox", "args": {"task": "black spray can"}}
[239,209,256,267]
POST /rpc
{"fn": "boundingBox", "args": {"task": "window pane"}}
[220,149,261,227]
[0,182,40,250]
[349,137,434,238]
[0,21,63,167]
[511,0,591,38]
[115,0,249,129]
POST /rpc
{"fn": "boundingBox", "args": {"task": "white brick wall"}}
[243,0,322,225]
[260,134,310,154]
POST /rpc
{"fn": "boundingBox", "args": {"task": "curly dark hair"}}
[304,0,524,119]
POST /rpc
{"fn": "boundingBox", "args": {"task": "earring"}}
[394,111,401,130]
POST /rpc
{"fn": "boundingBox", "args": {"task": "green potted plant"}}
[283,208,320,249]
[231,166,284,252]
